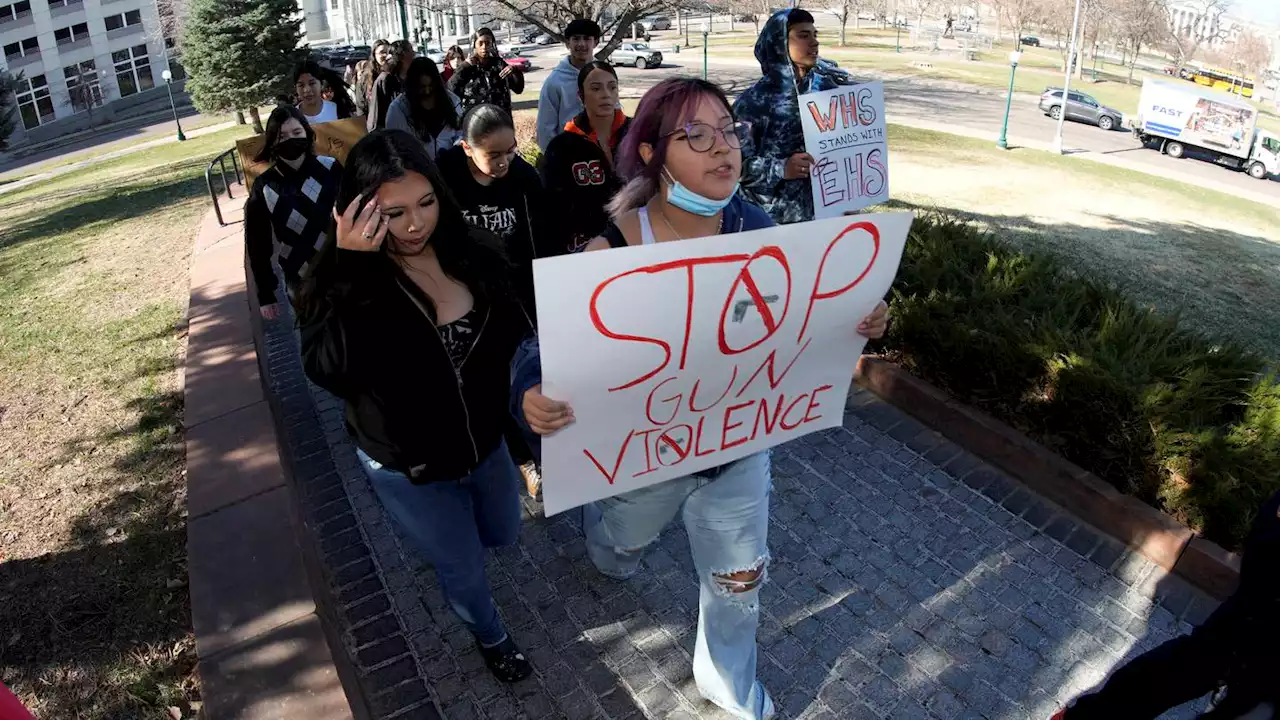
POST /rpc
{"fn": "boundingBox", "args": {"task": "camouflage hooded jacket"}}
[733,9,854,225]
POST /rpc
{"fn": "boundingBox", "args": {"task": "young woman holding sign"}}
[514,77,888,720]
[297,129,535,683]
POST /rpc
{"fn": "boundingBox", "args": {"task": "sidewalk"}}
[259,286,1220,718]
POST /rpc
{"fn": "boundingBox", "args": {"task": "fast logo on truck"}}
[1153,106,1185,118]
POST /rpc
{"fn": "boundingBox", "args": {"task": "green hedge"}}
[884,215,1280,549]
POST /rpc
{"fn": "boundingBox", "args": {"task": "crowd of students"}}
[239,10,1279,720]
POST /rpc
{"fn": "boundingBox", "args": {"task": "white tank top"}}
[637,207,656,245]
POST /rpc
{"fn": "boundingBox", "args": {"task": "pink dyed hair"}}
[608,77,735,218]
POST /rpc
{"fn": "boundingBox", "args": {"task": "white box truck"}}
[1134,78,1280,180]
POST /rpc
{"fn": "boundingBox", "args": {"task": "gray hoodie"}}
[386,91,465,161]
[536,56,584,151]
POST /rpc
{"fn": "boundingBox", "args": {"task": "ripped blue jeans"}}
[582,452,774,720]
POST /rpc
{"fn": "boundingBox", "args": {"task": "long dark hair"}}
[387,40,415,76]
[295,130,509,317]
[295,60,356,119]
[460,103,513,144]
[609,78,733,217]
[254,104,315,163]
[576,59,616,96]
[371,39,390,73]
[404,57,458,136]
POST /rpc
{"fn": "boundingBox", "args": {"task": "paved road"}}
[515,47,1280,206]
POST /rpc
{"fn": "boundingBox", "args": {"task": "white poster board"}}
[533,211,913,515]
[800,81,890,219]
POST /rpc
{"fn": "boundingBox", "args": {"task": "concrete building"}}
[1166,0,1247,49]
[0,0,180,146]
[305,0,488,49]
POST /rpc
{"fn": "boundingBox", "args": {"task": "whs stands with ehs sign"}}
[533,212,912,515]
[800,81,890,218]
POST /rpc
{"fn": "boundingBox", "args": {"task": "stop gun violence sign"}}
[532,212,912,515]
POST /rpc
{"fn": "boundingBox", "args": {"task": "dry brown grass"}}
[0,126,252,719]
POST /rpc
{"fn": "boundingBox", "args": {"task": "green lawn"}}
[886,123,1280,358]
[0,123,252,718]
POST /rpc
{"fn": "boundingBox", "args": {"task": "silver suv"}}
[610,42,663,69]
[1038,88,1124,131]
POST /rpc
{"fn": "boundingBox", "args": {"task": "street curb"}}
[854,356,1242,600]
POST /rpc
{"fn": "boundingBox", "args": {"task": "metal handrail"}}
[205,147,244,227]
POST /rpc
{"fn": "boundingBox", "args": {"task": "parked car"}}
[640,15,672,30]
[610,42,663,69]
[620,23,651,41]
[425,49,447,65]
[1020,36,1041,47]
[534,33,555,45]
[1038,88,1124,131]
[502,51,531,72]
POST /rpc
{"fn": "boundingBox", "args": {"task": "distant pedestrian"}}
[386,57,464,160]
[244,106,343,320]
[448,27,525,116]
[1052,489,1280,720]
[441,44,465,84]
[538,60,631,254]
[352,59,376,116]
[536,18,601,151]
[734,8,854,225]
[367,39,415,131]
[295,61,340,124]
[297,129,535,684]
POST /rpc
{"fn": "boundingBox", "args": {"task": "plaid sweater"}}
[245,154,343,306]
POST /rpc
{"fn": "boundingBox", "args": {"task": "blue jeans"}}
[358,443,521,646]
[582,452,775,720]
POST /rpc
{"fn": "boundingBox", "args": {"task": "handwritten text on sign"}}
[533,212,912,515]
[800,81,890,219]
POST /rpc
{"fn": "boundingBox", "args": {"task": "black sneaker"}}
[479,636,532,682]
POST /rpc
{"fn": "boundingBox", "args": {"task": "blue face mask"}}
[663,169,737,217]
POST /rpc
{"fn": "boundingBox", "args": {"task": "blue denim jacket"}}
[510,194,776,467]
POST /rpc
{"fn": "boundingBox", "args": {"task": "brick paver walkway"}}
[265,302,1220,719]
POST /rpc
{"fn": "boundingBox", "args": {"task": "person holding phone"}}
[296,129,534,682]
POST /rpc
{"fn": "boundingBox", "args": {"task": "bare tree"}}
[481,0,684,57]
[992,0,1044,48]
[902,0,940,35]
[832,0,864,46]
[1166,0,1231,74]
[1224,29,1272,79]
[1115,0,1167,83]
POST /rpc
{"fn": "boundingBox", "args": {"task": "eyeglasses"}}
[665,120,752,153]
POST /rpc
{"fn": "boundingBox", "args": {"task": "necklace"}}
[653,203,723,241]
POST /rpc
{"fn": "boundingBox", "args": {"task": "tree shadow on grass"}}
[887,199,1280,361]
[0,161,210,254]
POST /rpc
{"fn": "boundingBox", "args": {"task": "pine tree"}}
[0,69,21,149]
[181,0,306,132]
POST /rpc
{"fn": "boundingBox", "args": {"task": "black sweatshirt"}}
[538,110,630,255]
[366,72,403,131]
[300,247,531,482]
[436,145,551,314]
[447,55,524,115]
[244,154,343,306]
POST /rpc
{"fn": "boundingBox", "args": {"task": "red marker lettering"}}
[780,393,812,431]
[798,222,881,343]
[735,337,812,398]
[720,400,756,450]
[583,430,635,484]
[803,384,834,424]
[645,376,682,426]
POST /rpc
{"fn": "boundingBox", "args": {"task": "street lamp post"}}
[997,50,1021,150]
[161,69,185,142]
[1051,0,1083,154]
[702,22,709,80]
[894,0,901,52]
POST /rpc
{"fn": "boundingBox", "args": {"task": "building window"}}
[64,59,102,111]
[104,8,142,31]
[16,74,54,129]
[329,0,337,8]
[47,0,82,8]
[54,21,89,44]
[3,36,39,61]
[0,1,31,23]
[112,43,154,97]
